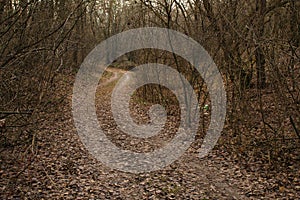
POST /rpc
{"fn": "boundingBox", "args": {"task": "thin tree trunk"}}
[255,0,267,89]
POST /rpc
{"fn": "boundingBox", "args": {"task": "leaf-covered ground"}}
[1,69,299,199]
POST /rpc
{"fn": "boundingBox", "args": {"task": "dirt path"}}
[100,68,123,86]
[94,68,248,199]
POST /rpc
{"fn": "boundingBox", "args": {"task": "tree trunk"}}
[255,46,266,89]
[255,0,267,89]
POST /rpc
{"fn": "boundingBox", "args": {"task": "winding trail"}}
[101,68,127,86]
[95,67,248,199]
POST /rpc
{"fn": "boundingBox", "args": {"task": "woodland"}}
[0,0,299,199]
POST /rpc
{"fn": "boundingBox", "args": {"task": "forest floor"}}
[0,67,299,199]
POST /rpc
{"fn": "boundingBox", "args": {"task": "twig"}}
[12,155,36,180]
[0,111,33,115]
[290,116,300,140]
[41,162,58,189]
